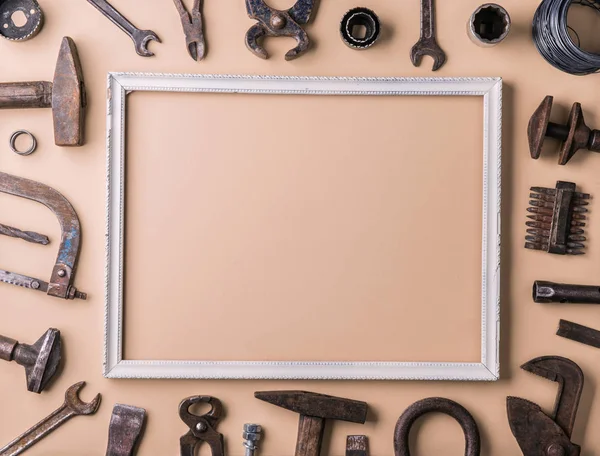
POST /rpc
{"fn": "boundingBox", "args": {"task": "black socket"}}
[340,7,380,49]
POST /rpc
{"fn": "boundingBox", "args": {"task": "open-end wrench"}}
[410,0,446,71]
[86,0,160,57]
[0,381,101,456]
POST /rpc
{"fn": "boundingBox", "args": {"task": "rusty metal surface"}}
[0,0,43,41]
[0,223,48,245]
[410,0,447,71]
[529,95,600,165]
[0,81,52,109]
[346,435,368,456]
[557,320,600,349]
[179,396,224,456]
[394,397,480,456]
[525,181,589,255]
[534,281,600,304]
[255,391,367,456]
[173,0,205,61]
[86,0,160,57]
[245,0,315,60]
[242,424,262,456]
[0,328,61,394]
[0,171,86,300]
[106,404,147,456]
[0,381,101,456]
[507,356,583,456]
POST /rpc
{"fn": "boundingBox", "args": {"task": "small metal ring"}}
[340,7,381,49]
[10,130,37,156]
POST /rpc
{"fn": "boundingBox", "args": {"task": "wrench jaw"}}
[65,381,102,415]
[132,30,161,57]
[245,24,269,59]
[284,27,309,61]
[410,42,447,71]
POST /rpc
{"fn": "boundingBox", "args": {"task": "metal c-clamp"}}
[245,0,315,60]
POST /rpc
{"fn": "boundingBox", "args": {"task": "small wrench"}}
[86,0,160,57]
[0,381,101,456]
[410,0,446,71]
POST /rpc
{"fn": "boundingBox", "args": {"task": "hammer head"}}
[255,391,368,423]
[21,328,61,393]
[52,37,86,146]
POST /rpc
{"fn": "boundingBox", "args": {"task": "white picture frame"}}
[104,73,502,381]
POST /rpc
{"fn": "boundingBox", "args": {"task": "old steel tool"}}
[245,0,315,60]
[558,320,600,349]
[0,381,101,456]
[467,3,511,47]
[86,0,160,57]
[243,423,262,456]
[0,223,48,245]
[507,356,583,456]
[346,436,369,456]
[179,396,224,456]
[105,404,147,456]
[529,95,600,165]
[340,8,381,50]
[525,181,589,255]
[410,0,447,71]
[255,390,368,456]
[0,36,85,146]
[534,280,600,304]
[394,398,480,456]
[0,328,60,393]
[173,0,205,61]
[0,171,87,300]
[0,0,43,41]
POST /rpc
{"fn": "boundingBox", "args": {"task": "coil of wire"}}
[533,0,600,75]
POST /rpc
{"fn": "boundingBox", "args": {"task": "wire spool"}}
[532,0,600,75]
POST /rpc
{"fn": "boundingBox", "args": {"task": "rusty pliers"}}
[179,396,224,456]
[245,0,315,60]
[173,0,205,60]
[507,356,584,456]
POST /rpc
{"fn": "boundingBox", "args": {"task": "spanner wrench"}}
[86,0,160,57]
[410,0,446,71]
[0,381,101,456]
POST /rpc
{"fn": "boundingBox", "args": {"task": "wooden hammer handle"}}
[296,415,325,456]
[0,82,52,109]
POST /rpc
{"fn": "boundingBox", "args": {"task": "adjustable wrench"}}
[410,0,446,71]
[0,382,101,456]
[86,0,160,57]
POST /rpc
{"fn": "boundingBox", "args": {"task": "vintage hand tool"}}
[557,320,600,349]
[106,404,147,456]
[245,0,315,60]
[529,95,600,165]
[525,181,589,255]
[0,381,101,456]
[179,396,224,456]
[0,328,60,393]
[173,0,205,61]
[0,37,85,146]
[534,280,600,304]
[243,423,262,456]
[507,356,583,456]
[86,0,160,57]
[394,397,480,456]
[346,436,368,456]
[0,0,43,41]
[0,223,48,245]
[340,8,381,50]
[410,0,447,71]
[467,3,511,47]
[255,390,368,456]
[0,171,87,300]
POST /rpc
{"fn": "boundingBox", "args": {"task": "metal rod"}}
[0,223,49,245]
[534,281,600,304]
[557,320,600,349]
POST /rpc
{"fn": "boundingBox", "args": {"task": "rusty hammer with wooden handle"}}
[0,36,86,146]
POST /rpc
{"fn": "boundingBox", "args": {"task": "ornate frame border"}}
[104,73,502,380]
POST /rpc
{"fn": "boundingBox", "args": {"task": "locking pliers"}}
[179,396,224,456]
[507,356,584,456]
[245,0,315,60]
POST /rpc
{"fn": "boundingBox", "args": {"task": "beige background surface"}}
[1,0,600,455]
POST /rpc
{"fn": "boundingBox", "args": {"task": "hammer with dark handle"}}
[255,391,368,456]
[0,36,85,146]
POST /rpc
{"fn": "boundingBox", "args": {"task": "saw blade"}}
[0,270,48,293]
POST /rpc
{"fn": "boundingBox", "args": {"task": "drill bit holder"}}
[525,181,590,255]
[529,95,600,165]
